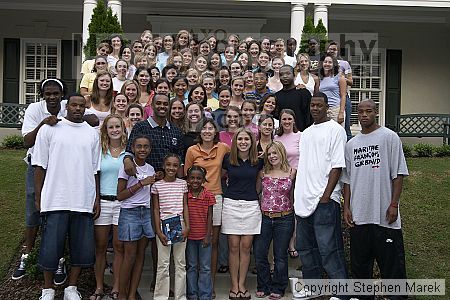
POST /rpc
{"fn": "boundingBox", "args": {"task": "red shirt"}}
[187,188,216,240]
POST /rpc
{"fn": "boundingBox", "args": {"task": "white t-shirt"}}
[113,77,126,93]
[284,54,297,68]
[294,120,347,217]
[32,118,101,213]
[22,100,68,158]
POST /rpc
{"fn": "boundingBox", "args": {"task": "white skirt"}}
[221,198,262,235]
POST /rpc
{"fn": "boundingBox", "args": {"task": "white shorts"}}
[221,198,261,235]
[212,194,223,226]
[95,199,121,226]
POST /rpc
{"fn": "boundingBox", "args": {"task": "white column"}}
[290,3,305,52]
[108,0,122,24]
[314,4,328,31]
[82,0,97,49]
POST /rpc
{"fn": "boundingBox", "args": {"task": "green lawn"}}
[401,157,450,299]
[0,149,27,277]
[0,151,449,299]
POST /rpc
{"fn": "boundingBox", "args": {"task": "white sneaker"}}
[64,286,82,300]
[39,288,55,300]
[293,287,314,298]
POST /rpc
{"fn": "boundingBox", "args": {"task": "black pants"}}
[350,224,407,300]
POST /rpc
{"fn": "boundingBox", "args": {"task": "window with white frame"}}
[349,51,382,126]
[21,40,60,104]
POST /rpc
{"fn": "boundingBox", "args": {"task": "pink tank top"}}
[260,176,293,212]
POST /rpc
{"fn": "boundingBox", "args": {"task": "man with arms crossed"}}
[33,94,101,300]
[343,99,408,300]
[294,92,348,300]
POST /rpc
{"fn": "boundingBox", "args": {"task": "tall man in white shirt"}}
[13,79,98,283]
[33,94,101,300]
[343,100,408,300]
[294,92,348,299]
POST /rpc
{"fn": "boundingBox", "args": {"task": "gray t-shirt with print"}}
[342,127,409,229]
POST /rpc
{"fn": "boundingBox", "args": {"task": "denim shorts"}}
[39,211,95,271]
[25,163,40,227]
[118,206,155,241]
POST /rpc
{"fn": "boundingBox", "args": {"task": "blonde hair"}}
[230,127,258,166]
[100,114,128,154]
[294,53,311,75]
[263,141,290,173]
[134,53,148,67]
[120,80,141,103]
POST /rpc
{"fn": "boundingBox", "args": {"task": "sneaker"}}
[64,286,82,300]
[39,288,55,300]
[293,287,314,298]
[53,257,67,285]
[11,253,28,280]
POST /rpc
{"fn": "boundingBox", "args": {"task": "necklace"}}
[109,145,122,153]
[133,159,149,174]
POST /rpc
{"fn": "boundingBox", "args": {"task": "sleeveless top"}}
[294,73,315,96]
[261,174,293,212]
[319,74,341,107]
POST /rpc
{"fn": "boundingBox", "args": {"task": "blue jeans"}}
[344,95,353,141]
[25,162,40,227]
[186,239,212,300]
[254,213,294,295]
[296,201,348,280]
[39,211,95,271]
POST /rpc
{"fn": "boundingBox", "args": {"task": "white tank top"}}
[294,73,315,96]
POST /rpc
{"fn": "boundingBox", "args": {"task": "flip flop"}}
[239,289,251,300]
[229,290,240,299]
[89,291,104,300]
[288,249,299,258]
[256,291,269,298]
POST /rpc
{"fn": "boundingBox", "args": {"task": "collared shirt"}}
[184,142,230,194]
[244,87,273,107]
[126,116,184,171]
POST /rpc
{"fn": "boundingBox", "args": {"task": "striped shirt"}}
[151,178,188,222]
[187,188,216,240]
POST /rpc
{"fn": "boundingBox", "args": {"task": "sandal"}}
[218,265,229,273]
[288,249,299,258]
[110,291,119,299]
[89,291,104,300]
[239,289,251,300]
[268,293,282,299]
[255,291,269,298]
[229,290,240,299]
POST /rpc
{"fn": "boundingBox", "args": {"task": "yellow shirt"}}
[80,72,97,93]
[207,97,219,111]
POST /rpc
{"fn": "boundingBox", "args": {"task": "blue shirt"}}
[100,150,125,196]
[222,153,263,201]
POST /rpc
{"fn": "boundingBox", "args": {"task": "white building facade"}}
[0,0,449,129]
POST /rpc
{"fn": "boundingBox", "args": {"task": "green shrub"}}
[25,238,42,280]
[413,143,434,157]
[1,134,24,149]
[434,144,450,157]
[403,144,413,158]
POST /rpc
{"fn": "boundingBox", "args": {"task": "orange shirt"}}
[184,142,230,195]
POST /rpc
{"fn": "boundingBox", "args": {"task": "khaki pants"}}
[327,105,345,126]
[154,238,187,300]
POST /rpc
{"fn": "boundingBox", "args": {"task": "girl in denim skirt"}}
[116,135,155,300]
